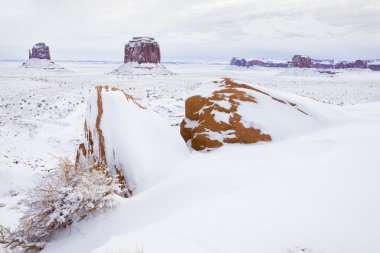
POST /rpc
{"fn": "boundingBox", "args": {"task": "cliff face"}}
[124,37,161,64]
[29,43,51,60]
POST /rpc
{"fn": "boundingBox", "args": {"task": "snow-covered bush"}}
[0,158,127,252]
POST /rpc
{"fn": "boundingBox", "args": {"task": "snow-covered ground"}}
[0,61,380,252]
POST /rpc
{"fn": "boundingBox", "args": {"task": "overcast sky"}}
[0,0,379,62]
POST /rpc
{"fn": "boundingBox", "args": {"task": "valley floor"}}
[0,61,380,253]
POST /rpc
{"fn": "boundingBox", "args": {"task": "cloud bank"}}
[0,0,379,61]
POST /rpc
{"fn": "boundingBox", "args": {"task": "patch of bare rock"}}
[180,78,311,151]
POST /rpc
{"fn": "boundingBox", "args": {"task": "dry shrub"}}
[0,157,129,253]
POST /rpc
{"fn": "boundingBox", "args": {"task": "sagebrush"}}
[0,157,129,253]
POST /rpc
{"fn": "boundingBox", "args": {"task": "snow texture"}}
[0,61,379,253]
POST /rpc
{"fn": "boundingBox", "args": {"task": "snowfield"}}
[0,61,380,253]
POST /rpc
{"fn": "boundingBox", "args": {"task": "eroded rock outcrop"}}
[180,78,311,151]
[334,60,367,69]
[230,57,290,68]
[112,37,171,75]
[76,86,187,191]
[292,55,312,68]
[124,37,160,64]
[21,42,69,71]
[29,42,51,60]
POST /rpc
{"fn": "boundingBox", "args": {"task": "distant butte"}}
[29,42,51,60]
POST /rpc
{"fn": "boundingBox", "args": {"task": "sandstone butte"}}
[180,78,309,151]
[292,55,312,68]
[29,42,51,60]
[124,37,161,64]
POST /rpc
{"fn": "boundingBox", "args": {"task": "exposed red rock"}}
[76,86,145,196]
[292,55,312,68]
[124,37,161,64]
[180,78,312,151]
[29,42,51,60]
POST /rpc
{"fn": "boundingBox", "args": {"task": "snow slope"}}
[0,61,379,253]
[43,100,380,253]
[110,62,173,75]
[20,59,69,71]
[77,86,188,191]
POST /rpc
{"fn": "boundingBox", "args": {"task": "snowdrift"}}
[110,62,173,76]
[41,77,380,253]
[20,59,69,71]
[76,86,188,191]
[181,78,342,151]
[45,100,380,253]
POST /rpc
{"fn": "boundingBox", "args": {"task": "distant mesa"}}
[230,55,379,71]
[334,60,367,69]
[29,42,51,60]
[230,57,290,68]
[368,62,380,71]
[111,37,172,75]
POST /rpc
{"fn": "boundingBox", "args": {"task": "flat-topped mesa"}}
[124,37,161,64]
[29,42,51,60]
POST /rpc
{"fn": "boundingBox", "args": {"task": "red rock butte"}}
[124,37,161,64]
[29,42,51,60]
[292,55,312,68]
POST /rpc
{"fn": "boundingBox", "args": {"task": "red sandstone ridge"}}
[76,85,188,191]
[124,37,161,64]
[76,86,145,196]
[292,55,312,68]
[180,78,315,151]
[29,42,51,60]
